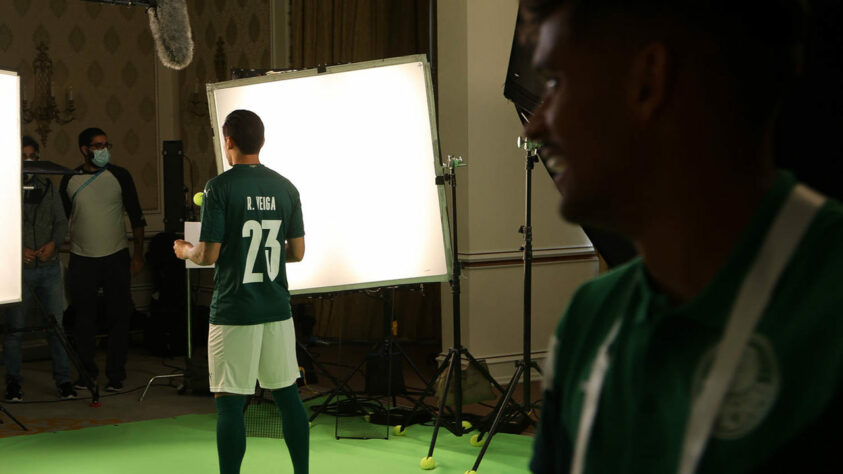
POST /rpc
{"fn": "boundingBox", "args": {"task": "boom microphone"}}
[147,0,194,70]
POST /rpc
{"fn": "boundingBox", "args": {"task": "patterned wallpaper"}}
[0,0,159,211]
[0,0,274,214]
[179,0,272,199]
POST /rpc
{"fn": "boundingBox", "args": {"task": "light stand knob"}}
[516,137,542,152]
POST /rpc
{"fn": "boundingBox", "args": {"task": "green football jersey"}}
[199,164,304,325]
[531,171,843,473]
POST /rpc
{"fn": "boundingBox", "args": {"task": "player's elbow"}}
[287,238,305,262]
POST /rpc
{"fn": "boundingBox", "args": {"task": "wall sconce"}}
[21,42,75,147]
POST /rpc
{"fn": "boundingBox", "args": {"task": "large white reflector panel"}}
[0,70,22,305]
[209,56,450,294]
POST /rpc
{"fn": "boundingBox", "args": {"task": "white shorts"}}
[208,318,300,394]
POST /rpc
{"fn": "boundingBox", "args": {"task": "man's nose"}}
[524,103,548,139]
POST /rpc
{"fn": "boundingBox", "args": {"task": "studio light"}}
[0,69,22,305]
[207,55,451,295]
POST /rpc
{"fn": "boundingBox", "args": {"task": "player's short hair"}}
[223,109,265,155]
[520,0,806,126]
[78,127,107,148]
[22,135,39,153]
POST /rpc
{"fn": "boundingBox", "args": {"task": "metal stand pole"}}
[403,156,521,470]
[467,139,543,472]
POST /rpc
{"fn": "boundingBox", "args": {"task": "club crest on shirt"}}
[691,334,780,440]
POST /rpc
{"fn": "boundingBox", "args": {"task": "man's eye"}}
[544,76,564,93]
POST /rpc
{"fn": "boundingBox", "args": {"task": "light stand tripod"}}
[139,265,192,402]
[466,137,544,472]
[308,286,433,439]
[0,276,102,429]
[400,155,518,470]
[359,286,434,426]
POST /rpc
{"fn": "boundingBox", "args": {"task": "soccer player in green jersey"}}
[521,1,841,473]
[174,109,309,474]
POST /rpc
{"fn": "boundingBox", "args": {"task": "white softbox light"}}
[0,69,22,305]
[208,55,451,294]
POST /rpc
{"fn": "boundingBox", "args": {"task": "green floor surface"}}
[0,413,533,473]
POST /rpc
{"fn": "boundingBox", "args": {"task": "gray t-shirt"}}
[60,164,146,257]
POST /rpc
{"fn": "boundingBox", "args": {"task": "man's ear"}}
[627,42,670,121]
[224,136,234,150]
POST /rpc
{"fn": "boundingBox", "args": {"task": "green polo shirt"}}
[531,171,843,473]
[200,163,304,325]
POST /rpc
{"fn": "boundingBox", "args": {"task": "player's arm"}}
[286,237,305,262]
[173,240,221,266]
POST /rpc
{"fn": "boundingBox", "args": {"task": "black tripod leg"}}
[426,351,460,458]
[464,352,535,422]
[469,364,525,472]
[296,341,355,401]
[475,366,519,437]
[308,352,368,423]
[463,350,508,394]
[400,349,454,429]
[0,404,28,431]
[393,339,432,388]
[45,314,100,405]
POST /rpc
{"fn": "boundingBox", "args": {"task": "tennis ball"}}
[470,434,484,447]
[193,192,204,206]
[420,457,436,470]
[393,425,406,436]
[461,420,473,430]
[465,471,477,474]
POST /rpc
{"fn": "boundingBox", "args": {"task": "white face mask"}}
[91,148,110,167]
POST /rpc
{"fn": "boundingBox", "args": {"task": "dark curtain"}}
[289,0,439,342]
[291,0,430,69]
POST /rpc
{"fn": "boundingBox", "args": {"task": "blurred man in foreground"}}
[522,1,841,472]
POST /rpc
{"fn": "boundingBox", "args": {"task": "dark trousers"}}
[68,249,131,383]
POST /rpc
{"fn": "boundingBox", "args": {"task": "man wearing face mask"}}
[3,136,76,402]
[59,127,146,392]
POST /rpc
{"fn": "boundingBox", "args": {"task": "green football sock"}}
[272,384,310,474]
[215,395,247,474]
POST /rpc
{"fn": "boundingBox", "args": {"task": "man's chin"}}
[558,196,600,227]
[558,197,581,224]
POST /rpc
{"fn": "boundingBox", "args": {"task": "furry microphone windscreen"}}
[147,0,194,70]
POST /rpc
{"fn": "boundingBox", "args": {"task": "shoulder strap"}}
[70,167,107,202]
[571,184,826,474]
[678,184,826,474]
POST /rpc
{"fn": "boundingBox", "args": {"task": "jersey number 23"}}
[242,219,283,284]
